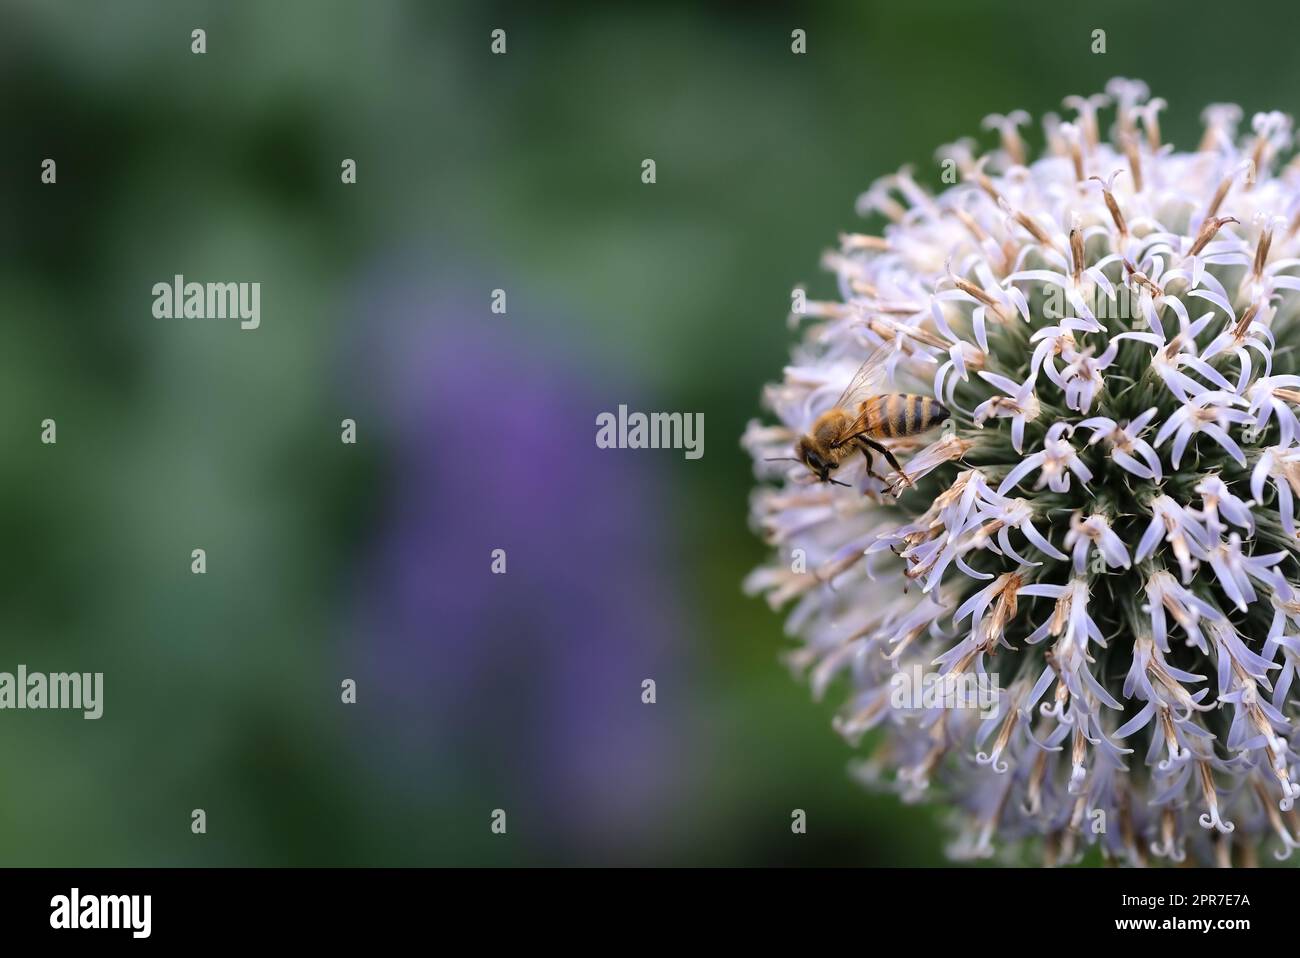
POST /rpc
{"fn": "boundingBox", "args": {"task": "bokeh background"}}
[3,0,1300,866]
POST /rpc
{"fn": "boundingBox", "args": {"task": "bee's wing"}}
[832,341,896,411]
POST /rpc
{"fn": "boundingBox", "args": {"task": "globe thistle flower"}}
[744,79,1300,866]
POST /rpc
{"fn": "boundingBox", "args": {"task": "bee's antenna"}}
[828,478,852,487]
[764,456,802,462]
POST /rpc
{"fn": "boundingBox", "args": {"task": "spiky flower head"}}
[743,79,1300,866]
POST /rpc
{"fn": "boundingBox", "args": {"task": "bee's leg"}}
[853,438,891,485]
[860,437,912,488]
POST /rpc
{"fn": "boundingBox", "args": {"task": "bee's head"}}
[796,436,841,485]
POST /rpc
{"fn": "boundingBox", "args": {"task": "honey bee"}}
[771,342,950,491]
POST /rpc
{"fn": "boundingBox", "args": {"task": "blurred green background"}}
[3,0,1299,866]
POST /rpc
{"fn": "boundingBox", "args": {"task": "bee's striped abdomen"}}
[867,394,949,437]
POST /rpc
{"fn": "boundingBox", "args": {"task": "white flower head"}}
[744,80,1300,866]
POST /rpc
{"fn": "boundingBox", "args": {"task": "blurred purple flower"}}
[344,272,691,857]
